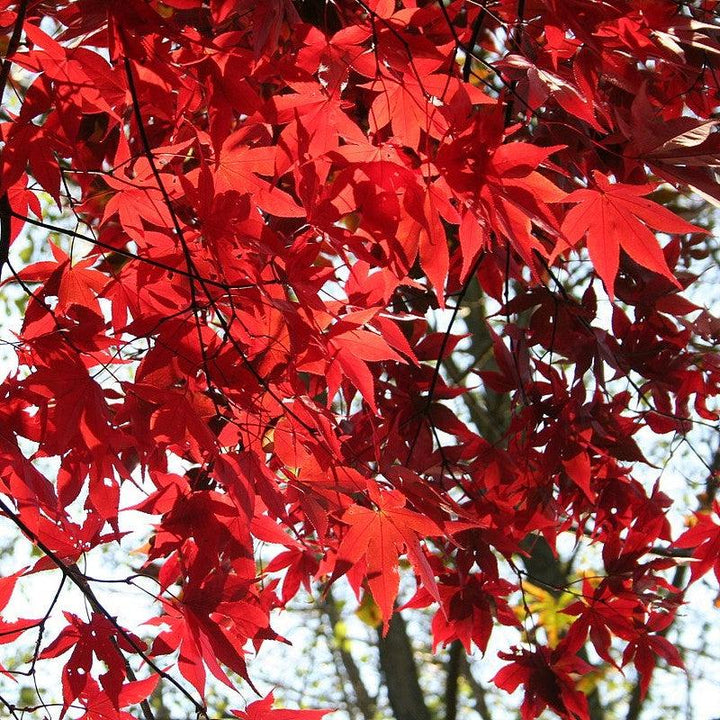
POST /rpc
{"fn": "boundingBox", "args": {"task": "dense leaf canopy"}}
[0,1,719,719]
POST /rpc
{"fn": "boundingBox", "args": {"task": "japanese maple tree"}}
[0,1,719,719]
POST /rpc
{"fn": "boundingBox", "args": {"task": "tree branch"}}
[0,0,28,277]
[0,193,11,274]
[0,0,27,98]
[8,210,260,292]
[0,496,204,716]
[462,2,489,83]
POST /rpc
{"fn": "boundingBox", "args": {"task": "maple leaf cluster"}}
[0,1,718,719]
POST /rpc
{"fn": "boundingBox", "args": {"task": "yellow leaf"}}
[355,592,382,628]
[515,581,576,648]
[155,2,175,18]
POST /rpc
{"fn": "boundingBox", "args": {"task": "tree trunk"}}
[377,613,432,720]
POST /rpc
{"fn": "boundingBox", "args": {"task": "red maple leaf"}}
[561,171,701,296]
[494,644,592,720]
[232,692,331,720]
[367,62,453,149]
[674,501,720,583]
[333,483,441,632]
[40,612,144,709]
[214,128,304,217]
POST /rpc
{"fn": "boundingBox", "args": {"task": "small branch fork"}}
[0,496,205,719]
[121,55,340,455]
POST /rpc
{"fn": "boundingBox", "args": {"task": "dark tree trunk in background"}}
[378,613,433,720]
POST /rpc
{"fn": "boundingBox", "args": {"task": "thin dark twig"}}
[0,0,27,98]
[122,57,338,462]
[427,251,488,410]
[504,0,527,125]
[0,692,21,720]
[0,0,29,276]
[463,2,489,83]
[404,250,486,465]
[435,0,534,109]
[9,210,258,291]
[0,496,204,715]
[0,194,11,274]
[123,57,218,408]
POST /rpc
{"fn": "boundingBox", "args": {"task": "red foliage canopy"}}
[0,1,719,718]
